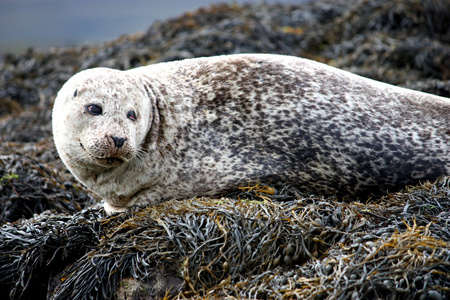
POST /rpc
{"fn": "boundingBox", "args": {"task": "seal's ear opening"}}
[74,89,78,97]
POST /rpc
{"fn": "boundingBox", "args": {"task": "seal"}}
[52,54,450,214]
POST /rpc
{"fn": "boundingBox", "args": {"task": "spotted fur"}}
[52,54,450,214]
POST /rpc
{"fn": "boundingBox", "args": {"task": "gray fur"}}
[52,54,450,213]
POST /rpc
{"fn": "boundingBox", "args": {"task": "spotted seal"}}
[52,54,450,214]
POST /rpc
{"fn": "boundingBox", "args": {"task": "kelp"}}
[1,178,448,299]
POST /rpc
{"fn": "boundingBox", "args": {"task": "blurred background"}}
[0,0,303,54]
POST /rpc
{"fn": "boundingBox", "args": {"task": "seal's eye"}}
[127,110,136,121]
[86,104,102,116]
[73,89,78,97]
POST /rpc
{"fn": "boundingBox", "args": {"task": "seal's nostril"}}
[112,136,126,148]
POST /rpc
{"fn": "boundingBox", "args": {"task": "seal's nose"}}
[111,136,126,148]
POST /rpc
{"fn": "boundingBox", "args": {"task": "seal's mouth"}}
[105,157,124,165]
[96,156,126,167]
[80,142,129,167]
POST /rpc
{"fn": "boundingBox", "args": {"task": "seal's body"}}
[52,54,450,213]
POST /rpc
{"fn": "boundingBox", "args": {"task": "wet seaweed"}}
[1,178,448,299]
[0,207,105,299]
[0,153,96,224]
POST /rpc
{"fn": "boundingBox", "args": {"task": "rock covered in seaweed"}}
[0,154,96,223]
[1,179,449,299]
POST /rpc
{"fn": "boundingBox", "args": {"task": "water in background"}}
[0,0,302,54]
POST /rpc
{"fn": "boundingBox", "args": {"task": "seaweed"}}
[1,178,448,299]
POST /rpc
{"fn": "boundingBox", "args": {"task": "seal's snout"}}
[79,134,132,167]
[111,136,126,148]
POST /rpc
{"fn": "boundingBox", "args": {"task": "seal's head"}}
[52,68,151,176]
